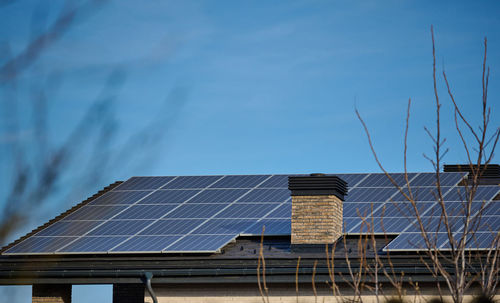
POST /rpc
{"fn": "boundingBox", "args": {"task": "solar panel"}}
[63,205,128,220]
[191,219,256,234]
[244,219,291,235]
[113,205,178,219]
[209,175,269,188]
[266,203,291,218]
[164,234,236,252]
[372,202,435,217]
[164,204,228,218]
[87,220,154,236]
[257,175,290,188]
[139,219,206,235]
[343,202,383,217]
[237,188,291,202]
[444,185,500,201]
[161,176,223,189]
[357,173,418,187]
[334,174,369,187]
[36,221,103,237]
[114,176,175,190]
[384,232,451,251]
[349,217,415,234]
[187,189,250,203]
[3,172,496,255]
[59,236,130,253]
[138,190,201,204]
[215,203,279,219]
[464,232,499,249]
[481,202,500,215]
[88,191,152,206]
[111,235,182,252]
[4,237,78,254]
[410,172,467,186]
[346,187,398,202]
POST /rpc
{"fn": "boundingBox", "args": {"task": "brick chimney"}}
[288,174,348,245]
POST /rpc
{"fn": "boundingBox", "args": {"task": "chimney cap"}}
[288,175,348,200]
[310,173,326,177]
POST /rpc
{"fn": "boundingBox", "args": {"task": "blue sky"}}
[1,0,500,302]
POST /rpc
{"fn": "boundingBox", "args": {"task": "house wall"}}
[144,283,489,303]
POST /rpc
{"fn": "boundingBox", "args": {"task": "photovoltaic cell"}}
[163,204,228,219]
[244,219,291,235]
[237,188,290,202]
[209,175,269,188]
[444,186,500,202]
[139,219,205,235]
[191,219,255,234]
[403,216,464,233]
[357,173,417,188]
[391,186,452,202]
[384,233,450,251]
[349,217,414,234]
[111,235,182,252]
[266,203,291,218]
[88,191,152,206]
[88,220,155,236]
[4,237,78,254]
[474,216,500,232]
[215,203,279,219]
[59,236,129,253]
[343,203,384,217]
[427,202,488,217]
[345,187,397,202]
[410,172,466,187]
[113,205,178,220]
[257,175,290,188]
[334,174,368,187]
[63,205,128,221]
[464,232,498,249]
[114,176,175,190]
[165,234,236,252]
[187,189,249,203]
[36,221,103,237]
[138,190,200,204]
[372,202,435,217]
[481,202,500,216]
[161,176,222,189]
[343,218,362,232]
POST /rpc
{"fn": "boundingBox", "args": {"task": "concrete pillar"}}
[32,284,72,303]
[113,284,145,303]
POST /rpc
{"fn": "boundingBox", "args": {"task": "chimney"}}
[288,174,348,245]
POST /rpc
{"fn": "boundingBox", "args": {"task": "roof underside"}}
[1,172,499,256]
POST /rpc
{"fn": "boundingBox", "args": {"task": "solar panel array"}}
[2,172,499,255]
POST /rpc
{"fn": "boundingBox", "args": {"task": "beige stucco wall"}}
[144,284,491,303]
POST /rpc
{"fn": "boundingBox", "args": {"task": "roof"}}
[0,171,498,285]
[1,172,499,256]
